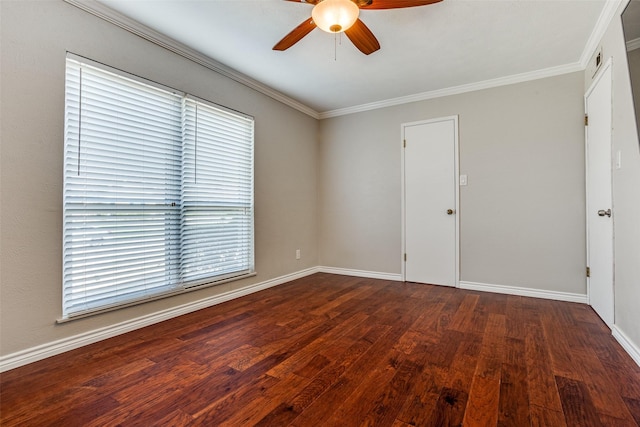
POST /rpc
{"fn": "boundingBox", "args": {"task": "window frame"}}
[60,54,255,322]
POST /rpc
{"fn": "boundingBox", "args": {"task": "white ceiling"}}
[96,0,610,115]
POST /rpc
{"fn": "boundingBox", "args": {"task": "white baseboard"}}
[0,267,319,373]
[459,281,588,304]
[613,325,640,368]
[0,269,594,372]
[317,266,402,282]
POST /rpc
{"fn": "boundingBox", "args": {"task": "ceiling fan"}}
[273,0,443,55]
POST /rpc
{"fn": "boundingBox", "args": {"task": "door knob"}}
[447,209,455,215]
[597,209,611,217]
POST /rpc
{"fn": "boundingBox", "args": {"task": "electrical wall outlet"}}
[296,249,301,260]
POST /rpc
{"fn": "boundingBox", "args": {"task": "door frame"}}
[400,115,460,286]
[584,57,615,326]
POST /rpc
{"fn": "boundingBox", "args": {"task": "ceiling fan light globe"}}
[312,0,360,33]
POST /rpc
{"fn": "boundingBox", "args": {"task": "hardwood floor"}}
[2,273,640,426]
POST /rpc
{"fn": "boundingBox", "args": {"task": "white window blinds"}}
[181,99,254,285]
[63,56,254,318]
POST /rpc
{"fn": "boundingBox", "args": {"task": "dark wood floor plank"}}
[503,336,525,367]
[256,323,391,426]
[308,284,376,316]
[566,329,637,422]
[505,295,529,339]
[497,362,530,427]
[293,353,331,379]
[444,331,482,390]
[448,294,479,333]
[254,402,300,427]
[405,298,449,343]
[599,413,640,427]
[363,358,425,426]
[218,373,312,426]
[0,351,127,402]
[289,346,395,425]
[555,375,602,427]
[322,348,408,426]
[477,291,508,316]
[497,336,529,426]
[191,373,281,424]
[526,319,565,412]
[395,364,441,426]
[266,311,370,378]
[159,363,242,419]
[394,303,450,426]
[426,387,468,427]
[434,287,468,331]
[625,397,640,425]
[462,313,505,427]
[529,404,567,427]
[587,328,640,401]
[332,336,436,426]
[463,374,500,427]
[541,313,582,380]
[2,274,640,427]
[82,367,197,426]
[466,308,490,336]
[290,301,427,426]
[108,360,211,413]
[568,303,608,328]
[423,331,481,425]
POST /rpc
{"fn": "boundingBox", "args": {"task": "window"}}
[63,55,254,319]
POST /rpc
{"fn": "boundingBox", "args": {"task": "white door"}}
[585,59,614,328]
[402,116,459,286]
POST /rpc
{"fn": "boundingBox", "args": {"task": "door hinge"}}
[404,253,407,262]
[403,139,406,148]
[585,115,589,126]
[586,266,591,278]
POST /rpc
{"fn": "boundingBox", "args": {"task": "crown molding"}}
[318,62,583,119]
[579,0,623,68]
[63,0,320,120]
[64,0,621,121]
[319,0,621,119]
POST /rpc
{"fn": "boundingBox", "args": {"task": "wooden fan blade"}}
[273,19,317,51]
[284,0,319,4]
[345,19,380,55]
[360,0,442,10]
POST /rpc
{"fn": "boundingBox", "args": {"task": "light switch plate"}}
[460,174,468,186]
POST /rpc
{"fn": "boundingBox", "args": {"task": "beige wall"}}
[586,2,640,351]
[319,72,587,295]
[0,0,318,357]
